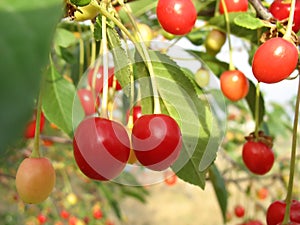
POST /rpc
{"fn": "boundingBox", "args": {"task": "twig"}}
[248,0,273,20]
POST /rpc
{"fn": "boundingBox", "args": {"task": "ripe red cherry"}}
[93,209,103,219]
[24,111,45,139]
[269,0,300,33]
[127,105,142,124]
[163,170,178,186]
[156,0,197,35]
[266,200,300,225]
[220,70,249,101]
[87,66,121,93]
[131,114,182,171]
[252,37,298,84]
[37,214,47,224]
[219,0,248,14]
[234,205,245,218]
[60,210,70,220]
[245,220,264,225]
[73,117,130,180]
[242,141,274,175]
[77,89,100,116]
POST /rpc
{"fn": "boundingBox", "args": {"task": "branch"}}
[248,0,273,20]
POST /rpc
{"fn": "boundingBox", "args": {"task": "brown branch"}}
[248,0,273,20]
[40,135,72,144]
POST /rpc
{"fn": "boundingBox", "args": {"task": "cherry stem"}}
[283,0,296,41]
[97,3,161,114]
[100,3,109,119]
[282,73,300,224]
[122,4,161,114]
[77,24,85,79]
[254,82,260,138]
[31,69,46,158]
[220,0,235,71]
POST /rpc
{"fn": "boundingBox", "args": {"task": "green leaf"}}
[54,28,78,56]
[234,13,266,30]
[97,183,122,219]
[208,12,259,43]
[134,50,223,188]
[42,64,76,137]
[0,0,62,152]
[245,81,265,127]
[209,164,228,223]
[107,25,132,94]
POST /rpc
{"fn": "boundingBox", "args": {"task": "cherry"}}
[24,111,45,139]
[234,205,245,218]
[127,105,142,124]
[93,209,103,219]
[77,88,100,116]
[195,68,210,88]
[245,220,264,225]
[205,29,226,55]
[15,157,56,204]
[73,117,130,180]
[220,70,249,101]
[74,0,99,22]
[87,66,121,94]
[219,0,248,14]
[256,187,268,200]
[163,170,178,186]
[156,0,197,35]
[266,200,300,225]
[37,214,47,224]
[131,114,182,171]
[60,210,70,220]
[242,141,274,175]
[252,37,298,84]
[269,0,300,33]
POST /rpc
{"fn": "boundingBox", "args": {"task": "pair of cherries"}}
[73,112,182,181]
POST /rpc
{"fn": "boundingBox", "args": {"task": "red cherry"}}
[242,141,274,175]
[60,210,70,220]
[37,214,47,224]
[73,117,130,180]
[269,0,300,33]
[219,0,248,14]
[234,205,245,218]
[163,170,178,186]
[87,66,121,93]
[220,70,249,101]
[131,114,182,171]
[127,105,142,124]
[252,37,298,84]
[93,209,103,219]
[77,89,100,116]
[257,187,268,200]
[156,0,197,35]
[266,200,300,225]
[246,220,264,225]
[24,111,45,139]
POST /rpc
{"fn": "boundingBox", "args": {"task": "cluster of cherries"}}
[157,0,299,224]
[74,66,183,181]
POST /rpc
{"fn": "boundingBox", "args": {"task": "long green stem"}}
[220,0,235,71]
[282,74,300,224]
[30,71,46,158]
[254,82,260,138]
[122,4,161,114]
[100,6,109,118]
[97,3,161,114]
[283,0,296,40]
